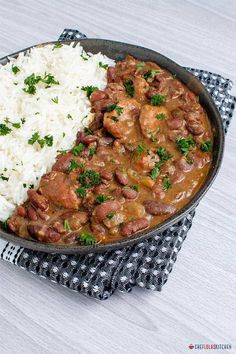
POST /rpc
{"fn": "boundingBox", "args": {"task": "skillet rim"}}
[0,38,225,254]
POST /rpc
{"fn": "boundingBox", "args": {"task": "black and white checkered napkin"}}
[0,29,235,300]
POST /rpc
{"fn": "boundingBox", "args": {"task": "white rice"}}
[0,42,115,221]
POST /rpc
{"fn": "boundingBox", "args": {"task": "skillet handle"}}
[58,28,87,41]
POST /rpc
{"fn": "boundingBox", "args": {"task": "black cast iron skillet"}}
[0,39,224,254]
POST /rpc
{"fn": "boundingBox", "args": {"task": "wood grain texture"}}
[0,1,235,353]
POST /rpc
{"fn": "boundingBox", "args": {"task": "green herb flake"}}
[156,113,166,120]
[12,65,20,75]
[149,167,160,180]
[0,124,11,136]
[20,118,26,124]
[0,173,9,181]
[143,69,160,79]
[137,62,145,70]
[72,143,85,156]
[63,219,70,231]
[135,143,147,160]
[95,194,112,204]
[84,127,93,135]
[79,169,101,188]
[176,137,195,155]
[29,184,34,189]
[163,176,172,191]
[106,104,123,115]
[67,114,73,120]
[53,43,63,49]
[99,62,108,69]
[124,80,134,97]
[23,183,27,188]
[111,115,119,122]
[44,135,53,147]
[28,132,40,145]
[68,159,79,172]
[130,185,140,191]
[156,147,172,163]
[151,94,166,106]
[78,232,97,246]
[89,148,96,156]
[51,96,58,104]
[57,149,68,154]
[0,219,9,231]
[81,86,98,98]
[76,186,87,198]
[107,212,115,219]
[200,140,212,152]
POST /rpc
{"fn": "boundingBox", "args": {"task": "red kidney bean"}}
[121,218,149,237]
[107,67,117,83]
[27,206,38,221]
[170,170,185,184]
[45,227,61,242]
[82,135,98,145]
[100,169,113,181]
[175,158,193,172]
[186,121,204,135]
[76,131,86,144]
[98,136,114,146]
[81,148,90,158]
[17,206,27,217]
[115,170,129,185]
[52,153,74,172]
[144,201,176,215]
[122,187,138,199]
[27,190,48,211]
[37,209,50,221]
[29,224,61,243]
[94,200,121,222]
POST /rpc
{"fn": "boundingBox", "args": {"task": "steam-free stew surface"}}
[7,56,213,245]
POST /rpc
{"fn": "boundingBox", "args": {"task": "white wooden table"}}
[0,1,235,353]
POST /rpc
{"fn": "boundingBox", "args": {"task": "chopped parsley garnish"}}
[163,176,172,191]
[137,62,145,70]
[51,96,58,104]
[0,173,9,181]
[143,69,160,79]
[135,143,147,160]
[79,170,101,188]
[99,62,108,69]
[12,65,20,74]
[57,149,68,154]
[72,143,85,156]
[4,118,21,129]
[29,184,34,189]
[89,148,96,156]
[95,194,112,204]
[67,114,73,120]
[186,157,194,165]
[23,183,27,188]
[172,73,177,78]
[156,147,172,162]
[111,115,119,122]
[63,219,70,231]
[53,43,63,49]
[81,86,98,98]
[23,72,59,95]
[78,232,97,246]
[21,118,26,124]
[28,132,53,148]
[149,167,160,180]
[130,185,140,191]
[124,80,134,97]
[200,140,212,152]
[68,159,79,172]
[151,94,166,106]
[176,137,195,155]
[107,212,115,219]
[106,104,123,115]
[156,113,166,120]
[80,53,89,61]
[76,186,87,198]
[0,219,8,231]
[0,124,11,136]
[84,127,93,135]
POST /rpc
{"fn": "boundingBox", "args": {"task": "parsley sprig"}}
[78,232,97,246]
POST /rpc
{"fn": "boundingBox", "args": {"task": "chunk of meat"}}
[123,201,145,219]
[103,212,124,229]
[103,98,141,138]
[152,179,166,199]
[132,150,160,173]
[105,83,128,102]
[98,136,114,146]
[61,211,88,230]
[144,201,176,215]
[27,190,49,211]
[52,153,74,173]
[40,171,80,209]
[169,170,185,184]
[121,218,149,237]
[186,111,204,135]
[133,77,149,103]
[94,200,121,222]
[107,67,121,83]
[167,128,188,142]
[90,90,108,103]
[139,104,169,139]
[167,117,185,130]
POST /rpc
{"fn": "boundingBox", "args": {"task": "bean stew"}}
[7,55,213,245]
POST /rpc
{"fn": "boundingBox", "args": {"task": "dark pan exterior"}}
[0,39,224,254]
